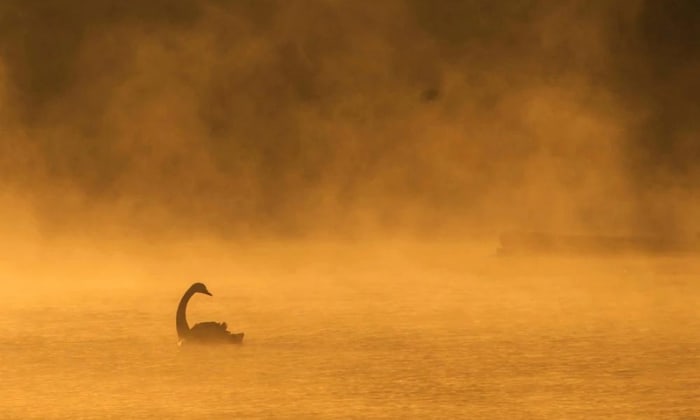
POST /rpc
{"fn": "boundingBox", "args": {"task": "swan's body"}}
[176,283,244,345]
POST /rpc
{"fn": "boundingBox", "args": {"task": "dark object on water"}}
[176,282,244,345]
[498,232,700,256]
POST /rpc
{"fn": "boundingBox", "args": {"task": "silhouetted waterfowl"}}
[176,282,244,345]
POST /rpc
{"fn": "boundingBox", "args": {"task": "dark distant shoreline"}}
[498,232,700,256]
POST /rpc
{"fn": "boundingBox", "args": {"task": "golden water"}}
[1,243,698,418]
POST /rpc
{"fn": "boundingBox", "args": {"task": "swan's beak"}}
[204,290,212,296]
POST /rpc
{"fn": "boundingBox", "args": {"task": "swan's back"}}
[186,322,244,344]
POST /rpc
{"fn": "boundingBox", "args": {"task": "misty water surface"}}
[1,243,698,419]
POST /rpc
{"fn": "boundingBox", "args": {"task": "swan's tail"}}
[229,332,244,343]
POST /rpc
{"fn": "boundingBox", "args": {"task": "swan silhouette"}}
[176,282,244,345]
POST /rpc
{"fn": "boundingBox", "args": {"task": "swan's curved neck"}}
[176,287,196,339]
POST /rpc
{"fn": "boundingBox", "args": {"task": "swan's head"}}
[191,282,212,296]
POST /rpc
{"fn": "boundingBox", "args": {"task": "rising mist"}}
[0,0,697,241]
